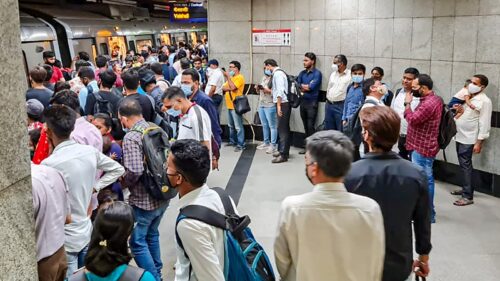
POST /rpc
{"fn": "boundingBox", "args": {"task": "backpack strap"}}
[119,265,145,281]
[192,105,204,142]
[211,187,236,216]
[364,99,380,106]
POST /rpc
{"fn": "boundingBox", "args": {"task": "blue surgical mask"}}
[264,69,272,76]
[121,124,129,133]
[229,70,235,77]
[167,108,182,117]
[352,75,364,84]
[181,84,193,97]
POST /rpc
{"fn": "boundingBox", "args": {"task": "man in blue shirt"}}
[342,64,366,161]
[159,53,177,84]
[78,66,99,114]
[296,52,322,154]
[182,69,222,161]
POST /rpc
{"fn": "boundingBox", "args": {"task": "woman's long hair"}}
[85,201,135,277]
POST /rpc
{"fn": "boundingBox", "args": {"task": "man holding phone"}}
[296,52,322,154]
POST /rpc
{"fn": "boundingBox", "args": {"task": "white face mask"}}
[331,64,339,72]
[468,83,482,94]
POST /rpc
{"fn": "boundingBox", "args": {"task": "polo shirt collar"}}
[313,182,346,192]
[53,139,76,153]
[362,151,401,160]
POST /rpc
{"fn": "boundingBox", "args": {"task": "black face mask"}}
[412,89,422,98]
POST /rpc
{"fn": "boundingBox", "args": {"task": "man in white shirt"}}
[41,105,125,277]
[274,130,385,281]
[264,59,290,163]
[325,54,351,130]
[205,59,224,111]
[162,87,212,151]
[168,139,232,281]
[172,58,191,87]
[452,74,492,206]
[390,68,420,160]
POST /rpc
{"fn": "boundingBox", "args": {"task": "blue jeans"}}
[227,109,245,148]
[66,244,88,278]
[130,204,168,281]
[324,101,344,131]
[258,106,278,145]
[211,94,223,113]
[412,151,436,222]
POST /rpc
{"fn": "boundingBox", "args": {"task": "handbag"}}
[229,91,251,115]
[253,111,261,125]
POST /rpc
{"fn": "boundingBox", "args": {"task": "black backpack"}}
[132,123,177,201]
[343,99,380,146]
[438,97,457,150]
[92,91,114,117]
[270,69,302,108]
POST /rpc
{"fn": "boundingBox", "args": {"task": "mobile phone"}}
[221,67,226,72]
[258,85,264,89]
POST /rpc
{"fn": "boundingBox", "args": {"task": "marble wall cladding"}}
[209,0,500,175]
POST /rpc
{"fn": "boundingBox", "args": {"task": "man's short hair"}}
[417,74,433,90]
[304,52,316,64]
[180,58,191,70]
[150,63,163,76]
[158,54,168,63]
[100,70,117,89]
[404,67,420,77]
[78,66,95,80]
[43,51,55,59]
[50,89,80,112]
[44,104,77,139]
[264,59,278,67]
[78,51,90,61]
[230,60,241,71]
[118,98,143,117]
[306,130,354,178]
[182,68,200,82]
[193,56,202,63]
[42,64,53,82]
[29,66,47,83]
[351,64,366,73]
[334,54,348,66]
[360,106,401,152]
[139,69,157,88]
[55,82,71,93]
[362,78,376,96]
[170,139,210,187]
[162,86,186,101]
[122,69,140,90]
[95,55,108,68]
[473,74,489,88]
[75,60,91,72]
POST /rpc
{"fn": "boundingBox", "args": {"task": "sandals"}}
[450,189,463,195]
[454,198,474,206]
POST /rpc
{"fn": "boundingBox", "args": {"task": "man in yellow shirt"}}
[222,61,246,151]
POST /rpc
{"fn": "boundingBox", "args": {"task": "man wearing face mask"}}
[181,68,222,149]
[172,58,191,87]
[325,54,351,131]
[222,61,246,151]
[118,98,170,281]
[451,74,492,206]
[342,64,366,125]
[274,130,384,281]
[404,74,443,223]
[205,59,225,112]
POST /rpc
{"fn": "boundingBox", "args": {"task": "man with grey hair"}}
[274,130,385,281]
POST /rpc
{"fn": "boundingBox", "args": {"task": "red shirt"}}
[49,66,64,84]
[404,92,442,158]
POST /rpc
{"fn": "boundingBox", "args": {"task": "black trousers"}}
[278,102,291,158]
[456,142,474,199]
[300,101,318,142]
[398,135,411,160]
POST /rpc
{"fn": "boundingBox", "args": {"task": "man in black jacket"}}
[344,106,432,281]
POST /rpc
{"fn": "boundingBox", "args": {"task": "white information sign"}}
[252,29,292,46]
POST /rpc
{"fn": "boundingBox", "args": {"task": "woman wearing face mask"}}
[69,202,156,281]
[254,67,278,154]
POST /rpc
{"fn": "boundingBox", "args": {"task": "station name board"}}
[169,3,207,23]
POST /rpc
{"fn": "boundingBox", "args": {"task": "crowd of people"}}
[26,42,493,281]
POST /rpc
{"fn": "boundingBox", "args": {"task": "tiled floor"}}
[159,144,500,281]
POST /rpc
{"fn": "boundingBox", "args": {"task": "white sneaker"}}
[257,143,270,150]
[266,145,278,154]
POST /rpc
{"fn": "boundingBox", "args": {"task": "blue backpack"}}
[175,187,276,281]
